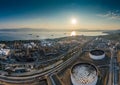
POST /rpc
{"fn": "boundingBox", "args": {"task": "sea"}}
[0,31,107,41]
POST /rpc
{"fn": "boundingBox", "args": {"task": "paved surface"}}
[107,47,119,85]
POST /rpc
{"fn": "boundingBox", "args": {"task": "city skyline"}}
[0,0,120,30]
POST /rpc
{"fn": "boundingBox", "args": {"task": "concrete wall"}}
[89,53,105,60]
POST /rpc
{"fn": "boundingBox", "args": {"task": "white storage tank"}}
[71,63,98,85]
[89,50,105,60]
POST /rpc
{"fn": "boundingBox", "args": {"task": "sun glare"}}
[71,18,77,25]
[71,31,76,36]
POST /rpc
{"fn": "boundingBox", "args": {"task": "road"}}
[107,47,119,85]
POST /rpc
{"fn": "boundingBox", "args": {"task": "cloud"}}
[97,10,120,20]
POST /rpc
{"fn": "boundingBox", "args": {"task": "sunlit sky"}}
[0,0,120,30]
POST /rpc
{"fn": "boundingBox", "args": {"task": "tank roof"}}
[71,63,97,84]
[90,50,104,56]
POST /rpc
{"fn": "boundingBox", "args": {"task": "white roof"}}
[0,49,10,56]
[24,42,36,48]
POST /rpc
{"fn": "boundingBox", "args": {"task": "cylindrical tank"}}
[71,63,98,85]
[89,50,105,60]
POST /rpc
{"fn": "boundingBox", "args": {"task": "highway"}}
[107,47,119,85]
[0,39,92,84]
[0,45,81,84]
[47,49,81,85]
[49,74,62,85]
[107,48,113,85]
[44,40,92,85]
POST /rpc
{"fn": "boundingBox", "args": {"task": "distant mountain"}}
[76,29,107,32]
[101,33,120,40]
[103,30,120,34]
[0,28,49,32]
[0,28,119,33]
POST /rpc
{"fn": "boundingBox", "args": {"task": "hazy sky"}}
[0,0,120,30]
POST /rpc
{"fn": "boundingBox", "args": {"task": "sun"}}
[71,18,77,25]
[71,31,76,36]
